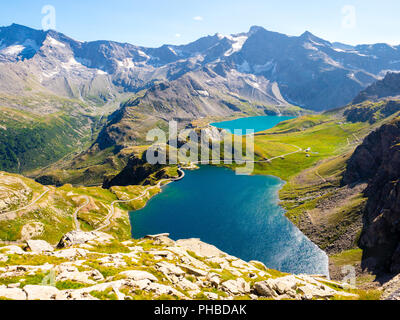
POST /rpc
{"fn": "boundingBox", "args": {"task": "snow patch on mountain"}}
[303,42,319,52]
[46,36,66,48]
[61,57,82,70]
[116,58,135,69]
[0,45,25,55]
[245,79,260,89]
[137,50,150,60]
[224,35,248,56]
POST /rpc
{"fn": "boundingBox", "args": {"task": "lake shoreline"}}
[130,165,329,276]
[128,115,329,276]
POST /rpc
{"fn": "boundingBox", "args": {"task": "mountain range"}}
[2,23,400,113]
[3,22,400,299]
[2,23,400,174]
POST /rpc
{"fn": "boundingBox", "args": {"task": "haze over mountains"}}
[2,23,400,113]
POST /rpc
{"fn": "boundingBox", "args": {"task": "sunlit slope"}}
[249,115,370,180]
[0,171,163,244]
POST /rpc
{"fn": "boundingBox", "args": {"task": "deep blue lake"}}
[130,166,329,276]
[210,115,294,134]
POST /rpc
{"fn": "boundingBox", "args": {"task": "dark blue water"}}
[211,116,294,134]
[130,166,329,276]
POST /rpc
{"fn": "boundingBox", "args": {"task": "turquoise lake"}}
[210,115,294,134]
[129,116,328,275]
[130,166,329,275]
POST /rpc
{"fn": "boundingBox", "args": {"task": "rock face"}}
[381,274,400,300]
[26,240,54,253]
[353,72,400,104]
[343,118,400,273]
[57,231,114,248]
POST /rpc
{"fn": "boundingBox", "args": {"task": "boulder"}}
[119,270,158,282]
[1,245,25,255]
[176,278,200,292]
[26,240,54,253]
[206,256,229,269]
[61,281,125,300]
[56,268,104,285]
[254,281,278,298]
[179,264,207,277]
[206,273,221,287]
[146,282,186,298]
[221,278,250,295]
[145,234,175,246]
[24,285,61,300]
[57,231,113,248]
[52,248,88,259]
[146,250,174,260]
[97,254,128,268]
[156,261,185,277]
[204,292,219,300]
[269,276,297,294]
[231,259,256,271]
[298,284,337,300]
[176,239,224,258]
[0,287,27,300]
[128,279,152,290]
[145,233,170,239]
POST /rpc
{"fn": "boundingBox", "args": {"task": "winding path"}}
[190,144,304,164]
[94,168,185,232]
[5,186,50,215]
[72,196,90,231]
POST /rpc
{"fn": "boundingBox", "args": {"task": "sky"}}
[1,0,399,47]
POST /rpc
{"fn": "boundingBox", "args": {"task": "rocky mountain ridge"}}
[353,72,400,104]
[3,23,400,112]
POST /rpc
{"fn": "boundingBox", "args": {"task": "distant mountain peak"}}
[299,30,331,46]
[248,25,266,35]
[300,30,314,37]
[1,22,400,110]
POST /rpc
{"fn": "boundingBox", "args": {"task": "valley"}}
[1,22,400,300]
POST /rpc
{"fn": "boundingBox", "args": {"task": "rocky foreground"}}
[0,231,365,300]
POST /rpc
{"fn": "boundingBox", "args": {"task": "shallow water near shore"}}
[130,166,329,276]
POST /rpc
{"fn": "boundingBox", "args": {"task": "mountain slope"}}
[353,72,400,104]
[343,117,400,274]
[4,23,400,180]
[2,24,400,112]
[95,68,302,150]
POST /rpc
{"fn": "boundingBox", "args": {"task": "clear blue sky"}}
[1,0,399,47]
